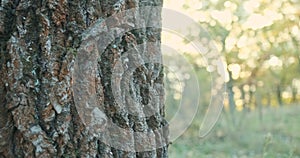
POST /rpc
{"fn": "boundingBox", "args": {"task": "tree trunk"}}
[239,85,247,112]
[276,84,282,106]
[227,71,236,126]
[292,86,297,103]
[0,0,168,157]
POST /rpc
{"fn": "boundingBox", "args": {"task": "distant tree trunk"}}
[276,84,283,106]
[292,86,297,103]
[0,0,168,157]
[239,85,246,111]
[227,71,236,125]
[248,88,254,111]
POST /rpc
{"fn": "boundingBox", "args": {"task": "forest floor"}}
[169,105,300,158]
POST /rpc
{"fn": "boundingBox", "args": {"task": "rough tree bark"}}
[0,0,168,157]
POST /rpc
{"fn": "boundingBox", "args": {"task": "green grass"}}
[169,106,300,158]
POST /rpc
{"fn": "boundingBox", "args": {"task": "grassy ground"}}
[169,105,300,158]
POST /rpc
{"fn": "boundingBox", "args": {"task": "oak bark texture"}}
[0,0,167,157]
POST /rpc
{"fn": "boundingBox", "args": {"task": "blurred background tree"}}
[163,0,300,117]
[163,0,300,157]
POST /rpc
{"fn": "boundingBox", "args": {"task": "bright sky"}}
[162,0,201,55]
